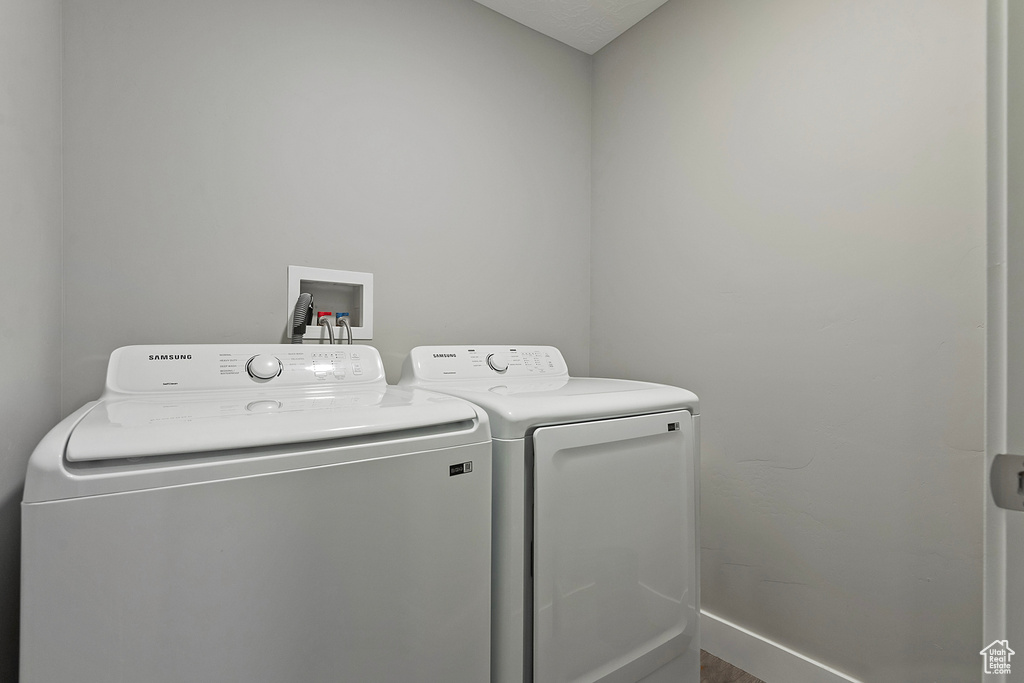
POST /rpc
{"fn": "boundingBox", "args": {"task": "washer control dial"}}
[246,354,282,380]
[486,353,509,373]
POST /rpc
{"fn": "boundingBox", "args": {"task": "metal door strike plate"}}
[992,454,1024,511]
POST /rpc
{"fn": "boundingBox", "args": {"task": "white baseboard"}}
[701,611,862,683]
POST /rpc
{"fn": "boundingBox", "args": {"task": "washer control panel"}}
[105,344,386,394]
[405,345,569,381]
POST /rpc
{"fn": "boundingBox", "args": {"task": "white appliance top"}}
[400,345,698,439]
[64,344,479,462]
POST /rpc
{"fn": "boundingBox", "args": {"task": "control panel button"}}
[246,354,282,380]
[487,353,509,373]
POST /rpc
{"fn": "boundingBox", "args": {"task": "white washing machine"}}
[400,345,700,683]
[21,344,492,683]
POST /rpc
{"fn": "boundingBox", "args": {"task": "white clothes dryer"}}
[21,344,492,683]
[400,345,700,683]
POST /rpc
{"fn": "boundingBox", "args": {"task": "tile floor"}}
[700,650,765,683]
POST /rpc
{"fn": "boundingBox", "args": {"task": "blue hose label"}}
[449,462,473,476]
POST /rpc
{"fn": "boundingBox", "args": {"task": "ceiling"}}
[471,0,669,54]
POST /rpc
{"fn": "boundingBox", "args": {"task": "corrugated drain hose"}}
[291,293,313,344]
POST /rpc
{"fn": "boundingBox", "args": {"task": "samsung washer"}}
[400,345,700,683]
[21,344,492,683]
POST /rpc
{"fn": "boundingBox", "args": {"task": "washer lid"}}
[65,385,479,462]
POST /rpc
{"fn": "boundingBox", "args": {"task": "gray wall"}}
[591,1,986,681]
[61,0,592,412]
[0,0,62,679]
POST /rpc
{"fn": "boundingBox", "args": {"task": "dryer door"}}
[532,410,698,683]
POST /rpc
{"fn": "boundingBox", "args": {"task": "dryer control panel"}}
[105,344,387,395]
[404,345,569,381]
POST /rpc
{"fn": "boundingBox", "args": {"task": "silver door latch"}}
[991,453,1024,511]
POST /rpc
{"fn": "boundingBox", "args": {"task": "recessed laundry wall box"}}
[287,265,373,340]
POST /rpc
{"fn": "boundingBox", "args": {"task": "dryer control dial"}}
[246,354,282,380]
[486,353,509,373]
